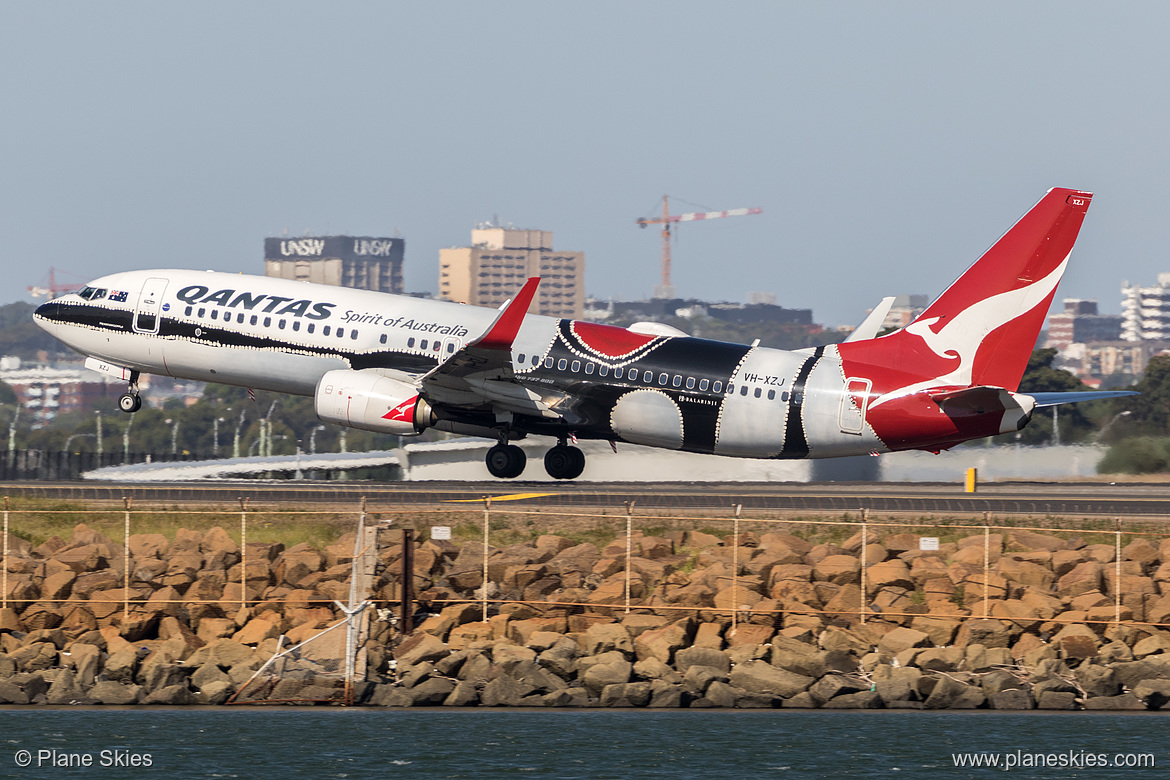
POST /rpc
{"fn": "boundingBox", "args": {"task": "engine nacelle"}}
[314,369,432,435]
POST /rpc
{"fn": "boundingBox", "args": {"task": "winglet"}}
[844,297,895,342]
[470,277,540,350]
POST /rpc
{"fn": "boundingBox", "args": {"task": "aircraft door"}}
[133,277,169,334]
[441,337,460,362]
[838,378,871,434]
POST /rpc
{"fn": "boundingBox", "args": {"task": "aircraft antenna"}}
[636,196,762,298]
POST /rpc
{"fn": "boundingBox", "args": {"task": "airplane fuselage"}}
[34,269,902,460]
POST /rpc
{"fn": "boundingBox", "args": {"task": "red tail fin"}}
[839,188,1092,394]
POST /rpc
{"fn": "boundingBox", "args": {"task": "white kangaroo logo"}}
[870,256,1069,408]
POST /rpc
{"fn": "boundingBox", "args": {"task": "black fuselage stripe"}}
[779,346,824,458]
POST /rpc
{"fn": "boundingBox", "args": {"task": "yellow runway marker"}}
[446,492,555,503]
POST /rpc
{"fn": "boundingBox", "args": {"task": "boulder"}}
[634,624,687,664]
[89,681,142,705]
[1082,694,1146,711]
[584,622,634,657]
[877,627,931,656]
[989,689,1034,710]
[924,675,984,709]
[581,657,632,696]
[728,659,813,699]
[393,633,449,666]
[674,646,730,674]
[410,678,456,706]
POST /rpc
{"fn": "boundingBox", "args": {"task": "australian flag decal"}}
[108,290,129,302]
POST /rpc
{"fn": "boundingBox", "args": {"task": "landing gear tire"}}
[486,444,526,479]
[544,445,585,480]
[118,393,142,413]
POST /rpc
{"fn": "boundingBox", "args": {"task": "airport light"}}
[233,408,247,459]
[309,424,326,455]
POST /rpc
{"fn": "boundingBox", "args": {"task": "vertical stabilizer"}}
[840,188,1092,394]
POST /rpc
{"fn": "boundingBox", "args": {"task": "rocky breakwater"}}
[4,520,1170,709]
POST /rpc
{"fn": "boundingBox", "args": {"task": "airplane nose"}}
[34,301,64,328]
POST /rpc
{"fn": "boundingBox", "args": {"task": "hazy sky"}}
[3,2,1169,327]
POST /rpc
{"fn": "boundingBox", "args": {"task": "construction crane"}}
[27,267,84,300]
[636,195,762,299]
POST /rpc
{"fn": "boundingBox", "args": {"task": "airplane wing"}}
[419,277,563,419]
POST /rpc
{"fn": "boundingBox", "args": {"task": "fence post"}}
[401,527,414,634]
[123,496,132,626]
[482,496,491,622]
[732,504,742,632]
[2,496,8,611]
[983,524,990,618]
[860,508,868,625]
[239,497,249,613]
[624,501,634,614]
[1115,519,1123,624]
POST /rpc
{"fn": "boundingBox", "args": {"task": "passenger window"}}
[408,337,415,347]
[237,313,244,323]
[699,378,709,391]
[673,375,682,388]
[293,321,300,332]
[658,373,668,386]
[686,377,695,390]
[323,325,331,336]
[353,331,359,340]
[571,360,581,372]
[558,359,568,370]
[585,362,595,375]
[184,306,192,316]
[278,319,285,330]
[307,323,314,334]
[754,387,761,398]
[531,355,539,366]
[420,339,428,349]
[198,308,205,317]
[518,353,526,363]
[599,365,609,377]
[713,381,722,393]
[338,328,346,339]
[741,386,749,396]
[626,369,636,381]
[544,357,554,368]
[767,389,776,400]
[432,340,440,350]
[379,334,387,344]
[250,315,258,326]
[264,317,271,327]
[211,310,218,320]
[445,341,453,352]
[782,391,790,402]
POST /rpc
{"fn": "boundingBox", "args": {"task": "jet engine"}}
[314,369,433,435]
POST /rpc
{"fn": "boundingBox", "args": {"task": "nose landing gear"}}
[117,371,142,413]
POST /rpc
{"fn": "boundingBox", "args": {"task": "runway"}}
[1,479,1168,518]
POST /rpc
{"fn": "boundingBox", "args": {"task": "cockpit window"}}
[78,287,107,301]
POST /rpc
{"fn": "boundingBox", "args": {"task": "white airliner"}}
[34,189,1133,480]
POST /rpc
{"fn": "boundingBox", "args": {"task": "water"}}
[0,709,1164,778]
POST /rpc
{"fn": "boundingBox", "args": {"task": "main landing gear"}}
[117,371,142,413]
[485,442,527,479]
[484,431,587,480]
[543,441,585,480]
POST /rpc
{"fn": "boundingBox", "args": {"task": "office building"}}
[439,226,584,318]
[265,236,404,294]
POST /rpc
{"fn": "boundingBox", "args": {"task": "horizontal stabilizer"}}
[1029,391,1138,408]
